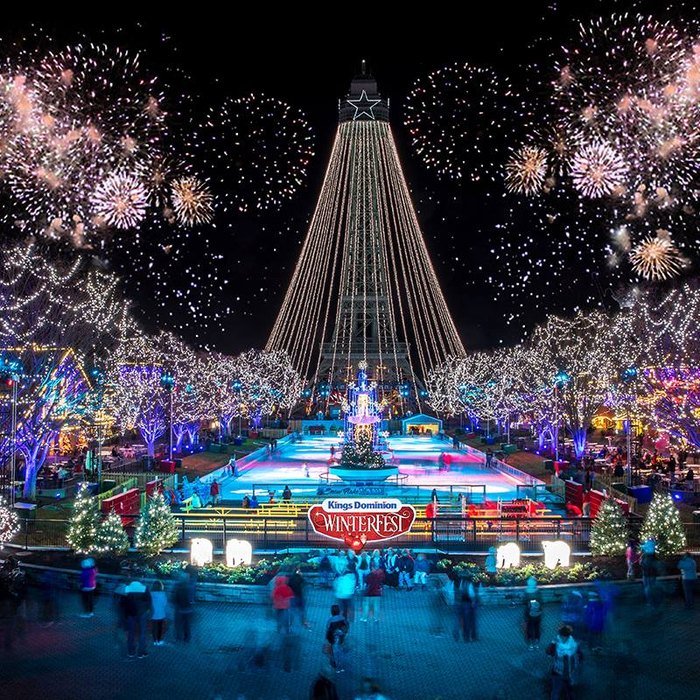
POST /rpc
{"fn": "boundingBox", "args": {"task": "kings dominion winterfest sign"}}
[308,498,416,552]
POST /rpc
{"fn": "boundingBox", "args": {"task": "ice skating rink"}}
[221,435,526,502]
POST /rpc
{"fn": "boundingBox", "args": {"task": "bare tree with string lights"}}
[0,243,132,498]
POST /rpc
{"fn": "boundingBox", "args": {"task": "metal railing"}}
[96,478,137,504]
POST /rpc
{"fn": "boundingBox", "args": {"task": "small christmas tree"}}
[640,492,687,555]
[67,483,100,553]
[95,509,130,556]
[590,498,629,556]
[340,432,386,469]
[0,497,19,546]
[135,491,179,556]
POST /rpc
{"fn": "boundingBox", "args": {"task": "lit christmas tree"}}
[340,432,386,469]
[590,499,629,556]
[135,491,179,556]
[640,492,687,555]
[95,509,130,556]
[0,497,20,546]
[67,483,100,554]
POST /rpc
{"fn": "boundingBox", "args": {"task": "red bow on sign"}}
[343,533,367,553]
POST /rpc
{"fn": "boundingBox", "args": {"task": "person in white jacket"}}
[546,625,583,699]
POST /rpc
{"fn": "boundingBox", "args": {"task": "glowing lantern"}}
[226,538,253,567]
[190,538,213,567]
[542,540,571,569]
[496,542,520,569]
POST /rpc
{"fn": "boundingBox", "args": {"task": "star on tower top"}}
[347,90,381,121]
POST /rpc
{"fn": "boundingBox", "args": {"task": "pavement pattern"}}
[1,579,697,700]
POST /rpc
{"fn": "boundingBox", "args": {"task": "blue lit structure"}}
[343,362,383,450]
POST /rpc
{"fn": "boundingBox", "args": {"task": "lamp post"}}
[621,367,638,488]
[553,370,570,463]
[232,378,242,437]
[160,371,176,462]
[89,367,106,486]
[2,356,23,507]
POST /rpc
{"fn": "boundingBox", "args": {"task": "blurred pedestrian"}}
[583,591,606,652]
[39,568,60,626]
[210,479,220,505]
[414,553,430,590]
[560,590,584,635]
[678,552,697,609]
[485,547,497,586]
[625,541,637,579]
[546,624,583,700]
[325,603,349,672]
[272,575,295,634]
[172,571,195,642]
[310,672,340,700]
[356,552,370,592]
[79,558,98,618]
[121,580,150,658]
[453,577,478,642]
[334,570,356,620]
[524,576,543,650]
[397,549,414,591]
[361,564,384,622]
[150,580,168,645]
[288,568,309,629]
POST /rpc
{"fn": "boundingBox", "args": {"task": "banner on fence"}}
[308,498,416,552]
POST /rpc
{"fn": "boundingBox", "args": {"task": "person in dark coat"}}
[120,580,151,658]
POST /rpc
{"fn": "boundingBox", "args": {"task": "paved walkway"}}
[0,580,695,699]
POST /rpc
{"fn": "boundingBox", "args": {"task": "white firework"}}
[571,141,628,198]
[629,230,687,280]
[91,171,148,229]
[171,176,214,226]
[505,145,549,195]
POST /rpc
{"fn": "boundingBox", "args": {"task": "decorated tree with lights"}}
[590,499,629,556]
[528,311,620,459]
[135,491,179,556]
[163,334,208,451]
[234,349,304,430]
[108,332,171,457]
[640,492,687,555]
[95,509,130,556]
[67,483,100,553]
[0,243,134,498]
[200,352,243,437]
[0,497,20,546]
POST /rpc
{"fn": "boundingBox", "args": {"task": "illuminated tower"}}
[266,68,464,402]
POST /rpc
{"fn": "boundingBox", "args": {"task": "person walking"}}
[453,578,478,642]
[310,672,340,700]
[356,552,370,592]
[333,570,356,620]
[172,571,195,643]
[272,575,295,634]
[288,568,309,629]
[546,625,583,700]
[625,541,637,580]
[283,485,292,502]
[355,677,391,700]
[121,580,151,658]
[678,552,697,609]
[524,576,543,650]
[560,590,584,636]
[361,564,385,622]
[397,550,414,591]
[414,553,430,590]
[79,558,98,618]
[325,603,349,673]
[150,580,168,645]
[640,544,659,606]
[485,547,498,586]
[210,479,221,505]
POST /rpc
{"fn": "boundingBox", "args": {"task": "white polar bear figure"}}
[226,538,253,567]
[190,538,213,567]
[542,540,571,569]
[496,542,521,569]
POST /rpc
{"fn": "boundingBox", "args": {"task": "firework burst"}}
[171,176,214,226]
[91,171,148,229]
[190,94,314,214]
[571,141,628,198]
[505,145,549,195]
[405,62,529,182]
[629,230,688,280]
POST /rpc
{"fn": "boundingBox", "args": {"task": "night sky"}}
[4,1,694,354]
